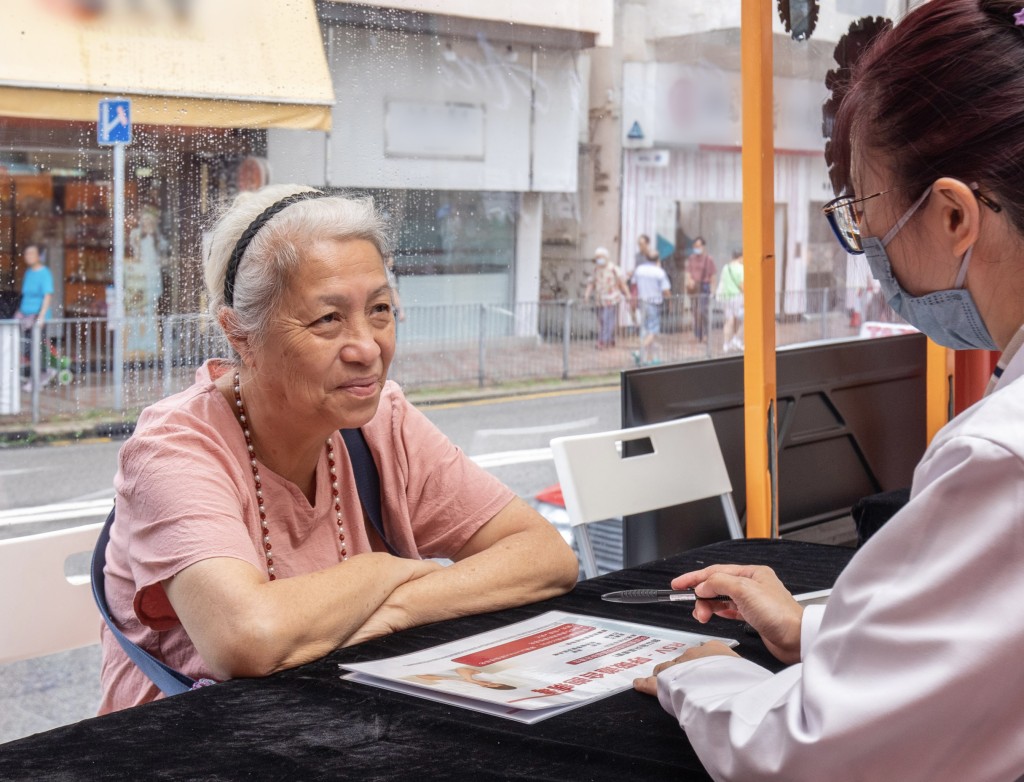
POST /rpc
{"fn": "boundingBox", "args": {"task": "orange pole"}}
[925,341,952,444]
[741,0,777,539]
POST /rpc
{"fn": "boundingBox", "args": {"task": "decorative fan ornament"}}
[778,0,819,41]
[822,16,893,195]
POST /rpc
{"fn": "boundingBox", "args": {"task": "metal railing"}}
[1,287,904,425]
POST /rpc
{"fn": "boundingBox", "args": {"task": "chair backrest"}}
[0,521,104,665]
[550,414,743,578]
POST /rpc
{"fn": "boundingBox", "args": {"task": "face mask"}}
[693,247,704,255]
[861,187,997,351]
[595,256,608,266]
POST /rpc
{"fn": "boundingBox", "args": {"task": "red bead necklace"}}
[232,372,346,581]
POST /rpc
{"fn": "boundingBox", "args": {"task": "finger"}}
[699,571,756,600]
[692,599,741,624]
[652,660,675,676]
[670,564,764,590]
[633,675,658,696]
[669,567,728,590]
[700,597,740,617]
[702,640,735,654]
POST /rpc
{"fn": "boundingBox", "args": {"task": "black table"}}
[0,539,855,781]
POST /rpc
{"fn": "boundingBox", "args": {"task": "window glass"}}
[1,0,922,742]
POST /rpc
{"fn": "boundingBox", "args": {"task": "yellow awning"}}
[0,0,334,131]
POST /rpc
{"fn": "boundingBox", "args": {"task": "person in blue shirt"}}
[15,244,55,388]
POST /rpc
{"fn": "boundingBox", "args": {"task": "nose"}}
[339,316,384,366]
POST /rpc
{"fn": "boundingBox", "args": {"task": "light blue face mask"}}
[861,186,997,351]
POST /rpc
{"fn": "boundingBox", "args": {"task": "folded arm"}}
[346,496,578,645]
[163,551,441,680]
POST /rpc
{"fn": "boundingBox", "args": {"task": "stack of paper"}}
[340,611,737,724]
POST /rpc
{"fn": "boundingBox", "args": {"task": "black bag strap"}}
[91,507,196,696]
[91,427,387,696]
[341,427,398,556]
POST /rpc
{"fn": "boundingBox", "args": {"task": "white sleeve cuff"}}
[800,604,827,661]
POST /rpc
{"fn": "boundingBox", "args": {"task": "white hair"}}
[204,185,393,357]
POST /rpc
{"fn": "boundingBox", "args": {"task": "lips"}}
[338,375,381,397]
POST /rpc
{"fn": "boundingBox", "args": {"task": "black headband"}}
[223,190,330,308]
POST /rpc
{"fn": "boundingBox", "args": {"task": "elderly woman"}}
[635,1,1024,779]
[99,186,577,713]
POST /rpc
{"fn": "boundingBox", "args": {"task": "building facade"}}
[268,0,611,340]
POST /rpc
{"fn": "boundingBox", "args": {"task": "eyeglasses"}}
[822,189,891,255]
[822,183,1001,256]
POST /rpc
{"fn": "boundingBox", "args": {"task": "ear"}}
[930,177,981,258]
[217,307,255,367]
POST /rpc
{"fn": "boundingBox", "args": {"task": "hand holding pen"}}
[632,564,805,697]
[670,564,805,666]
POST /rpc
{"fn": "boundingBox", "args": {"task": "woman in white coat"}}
[634,2,1024,780]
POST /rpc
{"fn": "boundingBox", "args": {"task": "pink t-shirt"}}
[98,360,514,713]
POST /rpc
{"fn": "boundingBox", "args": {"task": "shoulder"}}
[121,372,237,472]
[919,381,1024,483]
[360,380,434,448]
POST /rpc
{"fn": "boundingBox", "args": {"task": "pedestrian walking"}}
[630,251,671,365]
[685,237,717,342]
[14,243,55,390]
[583,247,629,349]
[717,249,744,352]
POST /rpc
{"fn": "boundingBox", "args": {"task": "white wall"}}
[515,192,542,334]
[325,27,580,193]
[266,129,327,187]
[622,62,828,152]
[532,49,584,191]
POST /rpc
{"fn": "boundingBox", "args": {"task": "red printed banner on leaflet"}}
[453,623,594,667]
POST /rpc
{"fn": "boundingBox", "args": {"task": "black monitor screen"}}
[620,334,929,566]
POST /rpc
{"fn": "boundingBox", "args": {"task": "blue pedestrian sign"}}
[98,99,132,145]
[627,121,644,140]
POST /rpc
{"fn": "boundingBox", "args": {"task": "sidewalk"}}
[0,371,621,446]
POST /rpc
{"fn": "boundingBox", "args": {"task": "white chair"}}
[0,521,105,665]
[551,414,743,579]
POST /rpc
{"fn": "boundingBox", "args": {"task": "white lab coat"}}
[657,344,1024,782]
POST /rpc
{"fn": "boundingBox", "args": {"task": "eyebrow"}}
[315,284,392,307]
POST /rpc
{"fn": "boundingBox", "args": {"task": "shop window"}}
[368,189,516,279]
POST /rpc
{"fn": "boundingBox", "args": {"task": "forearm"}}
[170,552,435,679]
[257,554,414,670]
[356,521,576,637]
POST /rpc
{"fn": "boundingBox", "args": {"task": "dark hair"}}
[693,236,705,245]
[832,0,1024,234]
[638,234,650,243]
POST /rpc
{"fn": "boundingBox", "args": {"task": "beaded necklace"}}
[232,372,346,580]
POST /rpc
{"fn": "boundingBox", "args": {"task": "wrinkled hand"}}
[671,564,803,664]
[632,641,739,696]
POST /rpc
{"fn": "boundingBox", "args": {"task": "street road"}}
[0,386,621,540]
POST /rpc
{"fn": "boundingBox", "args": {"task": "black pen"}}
[601,589,731,604]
